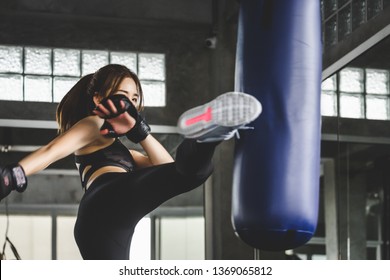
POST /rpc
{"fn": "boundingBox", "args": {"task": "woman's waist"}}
[83,165,130,190]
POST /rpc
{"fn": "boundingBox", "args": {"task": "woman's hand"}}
[93,95,150,143]
[93,99,136,136]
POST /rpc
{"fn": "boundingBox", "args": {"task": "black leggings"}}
[74,139,218,260]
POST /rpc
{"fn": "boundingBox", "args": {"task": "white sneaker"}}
[177,92,262,142]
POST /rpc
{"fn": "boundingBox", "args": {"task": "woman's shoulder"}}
[77,115,104,126]
[57,115,104,149]
[67,115,104,133]
[68,116,107,153]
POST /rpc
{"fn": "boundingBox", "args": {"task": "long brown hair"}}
[56,64,144,134]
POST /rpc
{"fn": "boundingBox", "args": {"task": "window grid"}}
[321,0,386,49]
[0,45,166,107]
[322,67,390,120]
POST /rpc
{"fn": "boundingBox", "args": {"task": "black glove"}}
[0,164,28,201]
[125,117,150,143]
[97,95,150,143]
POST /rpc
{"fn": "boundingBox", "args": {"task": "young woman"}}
[0,64,261,259]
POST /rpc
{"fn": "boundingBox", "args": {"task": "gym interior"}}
[0,0,390,260]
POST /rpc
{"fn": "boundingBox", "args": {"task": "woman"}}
[0,64,261,259]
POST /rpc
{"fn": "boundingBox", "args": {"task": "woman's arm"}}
[19,116,103,176]
[131,134,174,168]
[94,96,173,167]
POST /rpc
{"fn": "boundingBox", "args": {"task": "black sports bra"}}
[74,139,136,189]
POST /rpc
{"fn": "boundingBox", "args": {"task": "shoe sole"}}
[177,92,262,137]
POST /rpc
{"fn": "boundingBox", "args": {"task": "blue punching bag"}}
[232,0,322,251]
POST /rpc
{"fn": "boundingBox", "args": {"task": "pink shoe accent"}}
[185,107,212,126]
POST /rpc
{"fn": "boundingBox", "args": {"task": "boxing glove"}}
[0,164,28,201]
[96,95,150,143]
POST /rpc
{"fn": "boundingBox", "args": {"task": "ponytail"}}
[56,74,94,134]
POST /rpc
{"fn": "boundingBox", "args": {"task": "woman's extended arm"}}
[19,116,103,176]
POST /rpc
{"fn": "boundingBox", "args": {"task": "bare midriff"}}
[85,165,128,189]
[75,139,130,189]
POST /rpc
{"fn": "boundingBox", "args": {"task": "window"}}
[321,67,390,120]
[0,213,151,260]
[0,215,52,260]
[366,69,390,120]
[339,67,364,119]
[157,216,205,260]
[321,75,338,117]
[0,45,166,107]
[321,0,386,49]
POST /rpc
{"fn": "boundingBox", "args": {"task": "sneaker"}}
[177,92,262,142]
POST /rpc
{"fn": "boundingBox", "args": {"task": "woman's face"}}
[113,77,140,109]
[93,77,140,110]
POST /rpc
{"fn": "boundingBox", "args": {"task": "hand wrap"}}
[97,95,150,143]
[0,164,28,201]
